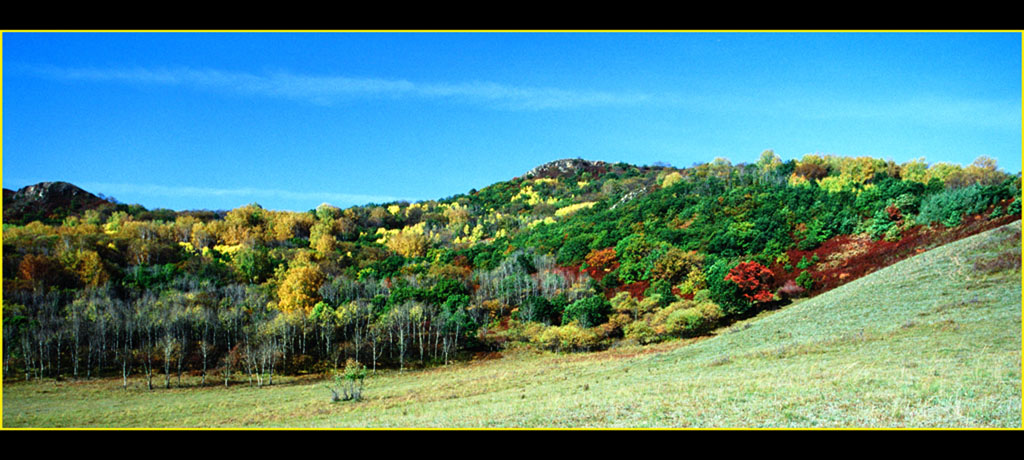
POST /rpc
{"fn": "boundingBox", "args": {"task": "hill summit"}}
[3,181,110,224]
[523,158,609,179]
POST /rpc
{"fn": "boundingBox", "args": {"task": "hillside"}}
[2,153,1021,388]
[4,220,1018,428]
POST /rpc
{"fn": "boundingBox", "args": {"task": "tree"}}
[516,295,561,325]
[583,247,618,279]
[724,261,774,304]
[277,265,326,314]
[562,295,611,329]
[385,229,429,258]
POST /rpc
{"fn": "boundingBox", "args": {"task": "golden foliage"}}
[69,249,109,288]
[442,202,471,225]
[554,201,596,217]
[650,247,702,283]
[900,158,929,184]
[277,265,326,314]
[385,229,429,258]
[312,232,337,254]
[270,211,315,242]
[661,171,684,189]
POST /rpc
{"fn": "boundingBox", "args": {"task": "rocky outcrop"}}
[3,181,110,224]
[610,185,649,210]
[523,158,608,180]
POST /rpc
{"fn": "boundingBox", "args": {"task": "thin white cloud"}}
[21,64,1016,126]
[23,64,653,110]
[78,182,411,209]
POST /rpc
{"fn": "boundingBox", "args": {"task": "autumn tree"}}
[793,154,830,182]
[650,247,702,284]
[385,228,430,258]
[724,261,774,304]
[278,264,326,315]
[583,247,618,280]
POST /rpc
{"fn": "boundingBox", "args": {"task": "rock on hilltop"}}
[3,181,110,224]
[523,158,609,180]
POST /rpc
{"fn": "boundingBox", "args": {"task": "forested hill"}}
[3,152,1021,382]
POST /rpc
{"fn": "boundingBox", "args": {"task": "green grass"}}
[3,221,1021,428]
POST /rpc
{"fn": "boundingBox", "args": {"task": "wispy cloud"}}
[22,64,654,110]
[20,64,1017,126]
[78,182,412,209]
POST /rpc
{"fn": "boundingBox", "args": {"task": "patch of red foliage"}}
[618,280,651,299]
[553,264,582,280]
[769,214,1021,297]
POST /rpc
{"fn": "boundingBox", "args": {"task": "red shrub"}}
[725,261,774,303]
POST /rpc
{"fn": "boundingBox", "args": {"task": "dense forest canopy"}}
[3,152,1020,387]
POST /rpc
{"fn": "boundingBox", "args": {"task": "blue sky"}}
[3,32,1020,212]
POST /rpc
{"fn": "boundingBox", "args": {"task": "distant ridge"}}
[3,181,111,224]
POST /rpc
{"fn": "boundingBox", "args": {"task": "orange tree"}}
[725,261,774,305]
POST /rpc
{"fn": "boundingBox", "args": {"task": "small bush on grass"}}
[326,359,367,402]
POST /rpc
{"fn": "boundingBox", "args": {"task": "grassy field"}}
[3,221,1021,429]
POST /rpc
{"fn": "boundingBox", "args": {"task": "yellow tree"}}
[277,265,326,315]
[900,158,929,184]
[69,249,109,288]
[926,162,963,186]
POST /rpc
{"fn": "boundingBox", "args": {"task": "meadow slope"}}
[3,221,1021,428]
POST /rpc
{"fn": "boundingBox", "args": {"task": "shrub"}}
[883,224,902,242]
[610,291,639,317]
[644,279,677,307]
[664,301,723,337]
[562,295,611,328]
[532,323,602,352]
[917,184,1002,227]
[795,270,814,291]
[623,320,659,344]
[867,207,896,241]
[707,258,745,315]
[326,359,367,402]
[556,235,592,265]
[584,247,618,278]
[676,268,707,296]
[776,279,806,299]
[515,295,561,325]
[724,261,774,304]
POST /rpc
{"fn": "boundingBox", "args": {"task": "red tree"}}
[725,261,774,303]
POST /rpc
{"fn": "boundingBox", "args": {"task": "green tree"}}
[562,295,611,328]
